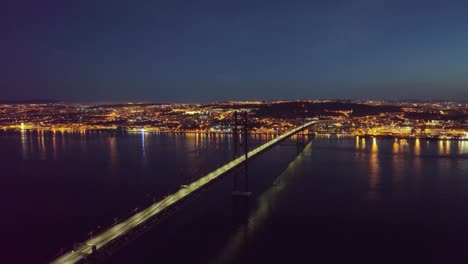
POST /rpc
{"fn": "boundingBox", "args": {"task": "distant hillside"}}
[254,102,403,118]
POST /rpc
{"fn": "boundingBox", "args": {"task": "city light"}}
[0,101,464,141]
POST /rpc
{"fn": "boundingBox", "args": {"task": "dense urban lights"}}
[0,100,466,140]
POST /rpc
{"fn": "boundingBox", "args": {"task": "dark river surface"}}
[1,130,468,263]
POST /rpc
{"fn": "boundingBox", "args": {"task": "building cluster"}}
[317,101,468,139]
[0,100,467,140]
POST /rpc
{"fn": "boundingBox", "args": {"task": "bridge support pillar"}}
[233,111,239,191]
[232,111,252,198]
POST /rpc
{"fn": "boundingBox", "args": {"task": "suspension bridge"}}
[52,120,316,264]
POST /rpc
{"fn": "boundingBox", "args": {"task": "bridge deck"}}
[52,121,315,264]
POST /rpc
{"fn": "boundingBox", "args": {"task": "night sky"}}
[2,0,468,102]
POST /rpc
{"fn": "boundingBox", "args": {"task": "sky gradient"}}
[2,0,468,102]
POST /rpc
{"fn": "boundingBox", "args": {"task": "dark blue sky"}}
[2,0,468,102]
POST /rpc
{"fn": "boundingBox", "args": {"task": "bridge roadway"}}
[52,121,316,264]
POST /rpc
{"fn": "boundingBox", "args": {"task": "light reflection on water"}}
[301,137,466,202]
[108,137,118,170]
[393,140,399,154]
[369,138,379,200]
[392,141,404,184]
[61,131,66,153]
[209,136,468,264]
[460,141,468,154]
[438,140,444,155]
[399,139,409,152]
[4,132,468,263]
[52,131,57,160]
[20,129,28,160]
[37,131,46,160]
[414,139,422,177]
[141,131,147,164]
[414,138,421,156]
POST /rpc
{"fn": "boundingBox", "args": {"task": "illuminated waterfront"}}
[1,101,467,141]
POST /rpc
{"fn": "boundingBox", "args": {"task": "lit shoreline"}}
[2,127,466,141]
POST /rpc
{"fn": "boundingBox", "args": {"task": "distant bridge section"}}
[52,121,316,264]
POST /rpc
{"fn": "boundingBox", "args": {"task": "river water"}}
[1,131,468,263]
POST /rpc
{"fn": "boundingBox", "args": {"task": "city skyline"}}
[2,0,468,102]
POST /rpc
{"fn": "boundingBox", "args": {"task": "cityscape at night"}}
[1,100,468,139]
[2,1,468,264]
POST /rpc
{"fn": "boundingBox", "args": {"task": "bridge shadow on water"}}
[212,142,313,264]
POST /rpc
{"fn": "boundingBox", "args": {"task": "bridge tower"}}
[232,111,239,190]
[296,103,308,147]
[232,111,251,198]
